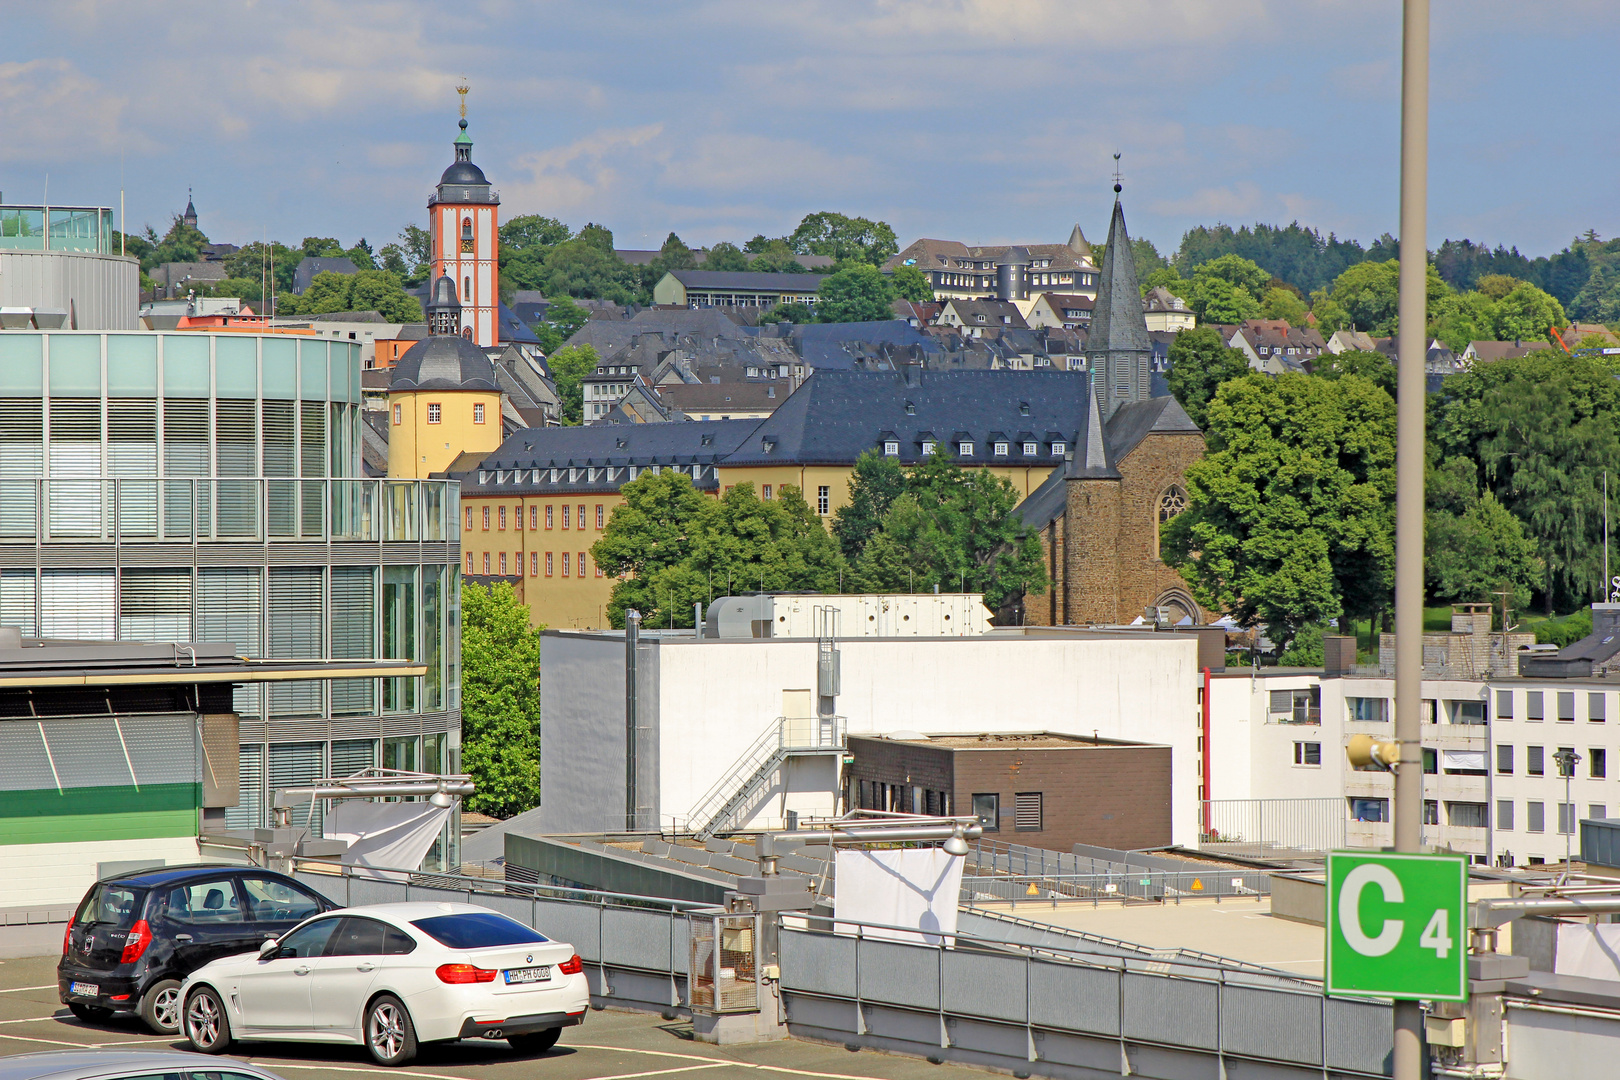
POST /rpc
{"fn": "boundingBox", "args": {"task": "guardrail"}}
[1200,797,1347,856]
[0,477,456,544]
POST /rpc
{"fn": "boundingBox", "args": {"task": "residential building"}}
[534,622,1202,841]
[615,248,835,271]
[653,379,787,420]
[1221,319,1328,374]
[936,298,1030,336]
[652,269,828,308]
[848,731,1173,850]
[150,261,228,299]
[1,202,138,330]
[427,113,500,347]
[0,329,463,876]
[1325,328,1378,354]
[1142,286,1195,332]
[1017,194,1207,627]
[1025,292,1094,331]
[371,325,428,369]
[883,226,1098,301]
[1461,339,1553,365]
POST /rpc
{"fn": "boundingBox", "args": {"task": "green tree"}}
[1427,289,1497,352]
[760,301,816,324]
[1161,373,1396,647]
[1277,623,1326,667]
[345,239,376,270]
[299,237,345,259]
[545,343,599,425]
[224,240,300,298]
[832,449,909,561]
[789,211,899,265]
[500,214,571,254]
[888,264,934,303]
[591,470,712,628]
[749,239,808,273]
[854,447,1046,610]
[1324,259,1450,335]
[459,581,542,818]
[1165,325,1251,428]
[577,223,615,253]
[143,213,210,270]
[533,294,590,353]
[399,224,432,284]
[704,241,750,272]
[1195,276,1262,323]
[1260,285,1309,325]
[1426,490,1543,610]
[347,269,423,322]
[1314,349,1396,397]
[1131,237,1168,283]
[816,264,897,322]
[1493,282,1566,342]
[1194,253,1271,295]
[683,484,846,613]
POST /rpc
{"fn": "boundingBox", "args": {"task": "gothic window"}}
[1158,486,1187,525]
[461,216,472,239]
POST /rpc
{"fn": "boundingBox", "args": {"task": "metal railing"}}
[0,477,456,544]
[685,714,846,840]
[961,868,1272,906]
[1200,797,1346,856]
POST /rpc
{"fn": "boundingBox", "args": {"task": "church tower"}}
[1086,173,1152,420]
[428,84,500,348]
[182,190,198,231]
[387,273,503,478]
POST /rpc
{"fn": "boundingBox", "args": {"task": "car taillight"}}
[435,963,497,984]
[120,920,153,964]
[62,923,73,956]
[558,954,583,975]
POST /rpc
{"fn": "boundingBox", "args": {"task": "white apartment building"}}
[1209,667,1619,867]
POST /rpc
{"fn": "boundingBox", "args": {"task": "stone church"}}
[1016,195,1207,626]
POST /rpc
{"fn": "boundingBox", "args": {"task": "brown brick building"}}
[846,732,1172,851]
[1014,194,1206,626]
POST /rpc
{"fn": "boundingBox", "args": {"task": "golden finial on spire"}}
[456,79,469,119]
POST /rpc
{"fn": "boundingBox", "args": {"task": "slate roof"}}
[390,334,499,392]
[292,256,359,295]
[720,369,1084,467]
[454,419,764,496]
[943,299,1029,330]
[1088,200,1151,356]
[884,238,1095,274]
[669,269,829,292]
[656,380,788,413]
[791,320,941,369]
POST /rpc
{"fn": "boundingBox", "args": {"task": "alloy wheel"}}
[187,993,220,1046]
[369,1002,405,1060]
[152,986,182,1032]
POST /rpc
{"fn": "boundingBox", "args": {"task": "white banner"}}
[832,848,964,946]
[1555,922,1620,982]
[324,802,452,879]
[1441,750,1487,772]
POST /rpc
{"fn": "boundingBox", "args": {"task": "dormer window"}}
[993,441,1008,457]
[1023,441,1038,456]
[975,315,986,324]
[1019,402,1030,416]
[884,440,899,457]
[921,440,935,455]
[905,402,916,415]
[958,441,973,457]
[1052,442,1066,456]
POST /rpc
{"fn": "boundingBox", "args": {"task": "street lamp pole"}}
[1392,2,1430,1079]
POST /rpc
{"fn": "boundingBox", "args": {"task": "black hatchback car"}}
[59,865,337,1035]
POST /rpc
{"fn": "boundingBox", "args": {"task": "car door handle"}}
[174,934,192,942]
[294,966,311,976]
[356,963,376,972]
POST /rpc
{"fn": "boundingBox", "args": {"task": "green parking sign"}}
[1325,851,1467,1001]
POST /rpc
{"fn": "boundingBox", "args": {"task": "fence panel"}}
[1325,996,1395,1075]
[1121,972,1217,1050]
[942,950,1026,1024]
[602,907,676,971]
[1221,984,1323,1067]
[533,898,603,962]
[858,938,940,1012]
[779,927,857,998]
[1028,959,1119,1036]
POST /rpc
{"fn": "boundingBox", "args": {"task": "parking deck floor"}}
[0,954,994,1080]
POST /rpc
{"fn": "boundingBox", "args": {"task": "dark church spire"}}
[183,189,197,230]
[1086,159,1154,419]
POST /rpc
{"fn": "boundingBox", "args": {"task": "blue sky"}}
[4,1,1615,260]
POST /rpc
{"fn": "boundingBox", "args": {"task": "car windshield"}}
[410,912,549,949]
[77,883,145,928]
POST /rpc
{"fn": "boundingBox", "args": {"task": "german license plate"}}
[69,982,98,997]
[502,966,551,985]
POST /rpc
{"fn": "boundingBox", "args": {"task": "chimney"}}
[1594,604,1620,640]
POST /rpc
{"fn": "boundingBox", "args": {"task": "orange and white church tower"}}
[428,84,500,348]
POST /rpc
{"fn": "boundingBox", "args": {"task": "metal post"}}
[1393,2,1429,1078]
[625,608,640,831]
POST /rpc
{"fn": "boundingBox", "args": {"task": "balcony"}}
[0,478,458,544]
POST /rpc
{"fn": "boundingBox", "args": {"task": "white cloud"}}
[0,59,148,163]
[501,125,665,217]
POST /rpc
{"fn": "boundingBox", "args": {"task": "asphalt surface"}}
[0,953,991,1080]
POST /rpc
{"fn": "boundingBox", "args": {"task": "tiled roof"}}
[668,269,829,291]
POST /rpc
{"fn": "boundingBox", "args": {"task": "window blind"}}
[0,400,42,538]
[225,744,263,830]
[119,567,193,642]
[40,570,114,640]
[268,740,326,833]
[215,400,257,477]
[268,567,323,717]
[331,567,376,716]
[199,568,262,716]
[300,402,327,478]
[0,570,36,636]
[262,400,296,476]
[330,738,377,778]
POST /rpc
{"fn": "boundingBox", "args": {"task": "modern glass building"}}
[0,331,462,866]
[0,205,117,253]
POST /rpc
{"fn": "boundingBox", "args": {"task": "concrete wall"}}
[0,250,139,330]
[0,836,202,908]
[541,629,1201,843]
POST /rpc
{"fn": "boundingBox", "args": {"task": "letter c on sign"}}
[1340,863,1404,956]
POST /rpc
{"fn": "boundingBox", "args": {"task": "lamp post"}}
[1554,748,1581,880]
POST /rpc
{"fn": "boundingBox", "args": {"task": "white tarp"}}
[1441,749,1487,772]
[1556,922,1620,981]
[324,802,452,879]
[832,848,964,945]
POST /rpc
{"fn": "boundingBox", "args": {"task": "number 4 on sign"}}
[1420,908,1452,959]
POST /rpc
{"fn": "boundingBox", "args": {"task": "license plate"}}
[69,982,98,997]
[502,966,551,985]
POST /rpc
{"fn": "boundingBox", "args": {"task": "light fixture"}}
[942,824,969,857]
[428,788,457,808]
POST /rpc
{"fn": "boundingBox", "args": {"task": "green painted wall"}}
[0,783,199,844]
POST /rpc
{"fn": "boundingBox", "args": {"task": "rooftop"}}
[864,731,1159,750]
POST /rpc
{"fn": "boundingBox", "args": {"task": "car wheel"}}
[140,978,184,1035]
[364,994,418,1066]
[508,1028,562,1055]
[184,987,232,1054]
[67,1002,112,1024]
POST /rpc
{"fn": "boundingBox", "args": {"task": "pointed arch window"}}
[1156,485,1188,558]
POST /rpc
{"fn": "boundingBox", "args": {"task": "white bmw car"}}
[178,901,589,1066]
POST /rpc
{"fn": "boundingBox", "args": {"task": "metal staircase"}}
[687,714,846,840]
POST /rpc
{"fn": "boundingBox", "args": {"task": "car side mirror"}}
[260,938,280,960]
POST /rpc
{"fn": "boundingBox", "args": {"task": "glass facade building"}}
[0,206,117,253]
[0,332,462,865]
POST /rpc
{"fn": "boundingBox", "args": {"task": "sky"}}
[4,1,1618,261]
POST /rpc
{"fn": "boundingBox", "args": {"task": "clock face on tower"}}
[460,238,474,253]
